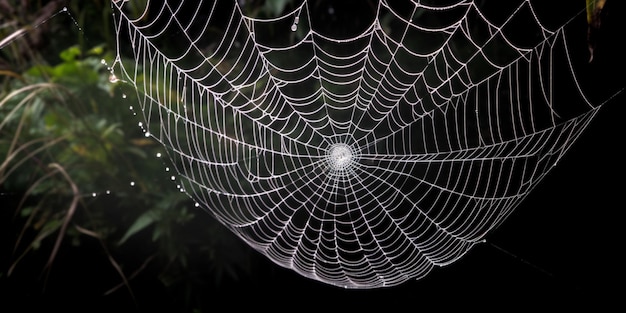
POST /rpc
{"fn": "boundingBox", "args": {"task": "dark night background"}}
[1,1,624,312]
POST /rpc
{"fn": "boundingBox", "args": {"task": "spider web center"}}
[327,143,354,172]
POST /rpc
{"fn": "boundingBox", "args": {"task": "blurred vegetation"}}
[0,1,265,311]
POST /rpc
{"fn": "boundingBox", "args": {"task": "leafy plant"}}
[1,2,254,310]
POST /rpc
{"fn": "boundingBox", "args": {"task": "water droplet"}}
[122,94,127,99]
[156,152,162,158]
[109,73,119,83]
[291,24,297,32]
[171,176,176,181]
[195,203,200,207]
[165,167,170,172]
[294,16,299,24]
[106,190,111,194]
[144,132,151,137]
[62,7,68,12]
[138,122,143,127]
[92,192,97,197]
[129,105,133,110]
[130,181,135,186]
[100,59,106,65]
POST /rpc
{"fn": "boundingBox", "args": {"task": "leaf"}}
[586,0,607,24]
[19,206,34,217]
[118,211,157,245]
[44,112,59,130]
[151,226,162,242]
[59,46,82,62]
[101,122,121,139]
[87,45,105,56]
[125,146,148,158]
[586,0,607,62]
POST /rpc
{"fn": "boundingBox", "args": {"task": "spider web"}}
[110,0,622,288]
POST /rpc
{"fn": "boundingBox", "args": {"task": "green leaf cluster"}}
[1,2,254,310]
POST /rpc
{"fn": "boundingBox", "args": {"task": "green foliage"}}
[1,1,253,310]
